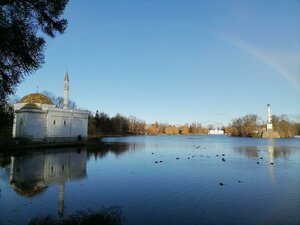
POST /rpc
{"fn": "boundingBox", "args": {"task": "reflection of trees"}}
[86,142,145,159]
[0,154,11,168]
[270,147,292,159]
[29,206,122,225]
[234,146,292,159]
[234,146,259,158]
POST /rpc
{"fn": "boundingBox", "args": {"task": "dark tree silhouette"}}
[0,101,13,142]
[0,0,69,101]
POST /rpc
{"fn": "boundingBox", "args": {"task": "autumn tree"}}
[240,114,259,137]
[179,124,189,135]
[164,125,179,135]
[146,123,160,135]
[225,126,240,137]
[272,115,297,138]
[227,114,260,137]
[189,122,207,134]
[128,116,146,135]
[294,123,300,135]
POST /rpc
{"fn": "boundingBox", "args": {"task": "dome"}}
[19,93,53,105]
[11,182,48,197]
[20,103,42,110]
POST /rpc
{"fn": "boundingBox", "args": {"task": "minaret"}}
[267,104,273,130]
[63,71,69,109]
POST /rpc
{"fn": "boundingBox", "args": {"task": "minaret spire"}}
[63,71,69,108]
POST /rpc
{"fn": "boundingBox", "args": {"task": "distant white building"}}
[12,72,89,142]
[208,128,224,135]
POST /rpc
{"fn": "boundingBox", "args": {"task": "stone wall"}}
[261,130,280,138]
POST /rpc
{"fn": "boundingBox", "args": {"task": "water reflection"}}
[234,145,292,160]
[234,146,259,158]
[0,142,142,217]
[0,155,11,168]
[86,141,145,159]
[8,149,87,217]
[1,137,299,225]
[234,141,294,182]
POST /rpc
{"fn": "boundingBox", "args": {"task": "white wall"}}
[71,117,88,138]
[47,113,71,137]
[14,106,89,141]
[26,112,45,139]
[15,111,45,139]
[46,108,89,139]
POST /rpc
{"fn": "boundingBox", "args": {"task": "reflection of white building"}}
[208,128,224,135]
[12,72,89,142]
[9,149,87,216]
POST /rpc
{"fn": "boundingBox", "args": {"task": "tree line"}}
[88,111,208,137]
[225,114,300,138]
[1,102,300,143]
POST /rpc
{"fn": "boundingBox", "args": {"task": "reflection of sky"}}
[1,136,300,225]
[88,136,300,225]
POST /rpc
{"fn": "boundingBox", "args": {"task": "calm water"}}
[0,136,300,225]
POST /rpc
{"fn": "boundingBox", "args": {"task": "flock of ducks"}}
[151,145,275,186]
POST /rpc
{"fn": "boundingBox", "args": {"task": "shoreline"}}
[0,141,87,152]
[1,134,296,152]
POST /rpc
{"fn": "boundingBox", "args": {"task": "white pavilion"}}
[12,72,89,142]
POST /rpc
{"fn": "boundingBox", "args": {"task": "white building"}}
[261,104,280,138]
[208,128,224,135]
[12,72,89,142]
[267,104,273,130]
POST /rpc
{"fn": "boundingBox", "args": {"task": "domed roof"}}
[11,182,48,197]
[20,103,42,110]
[19,93,53,105]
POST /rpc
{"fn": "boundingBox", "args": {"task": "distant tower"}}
[267,104,273,130]
[63,71,69,108]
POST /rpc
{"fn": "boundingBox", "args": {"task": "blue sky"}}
[14,0,300,126]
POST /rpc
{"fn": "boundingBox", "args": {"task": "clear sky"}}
[14,0,300,126]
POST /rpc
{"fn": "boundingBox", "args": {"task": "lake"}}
[0,136,300,225]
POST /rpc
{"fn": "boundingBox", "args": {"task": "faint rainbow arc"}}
[219,33,300,90]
